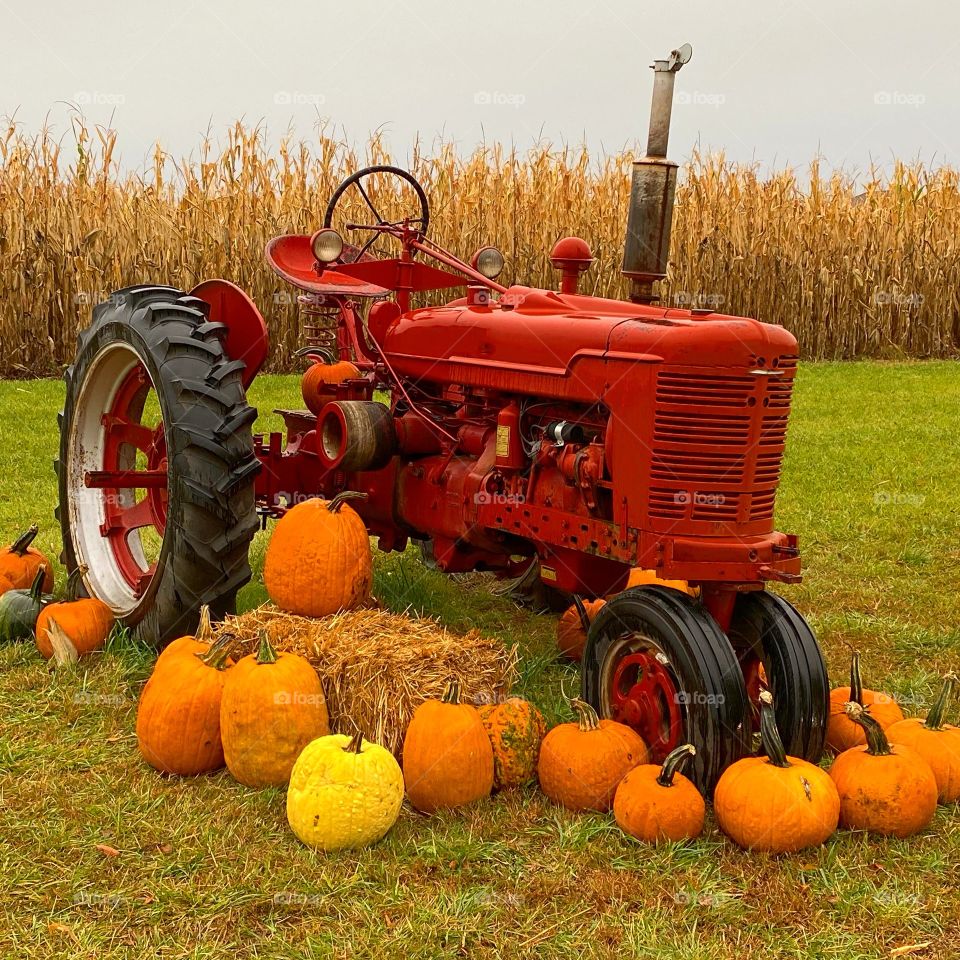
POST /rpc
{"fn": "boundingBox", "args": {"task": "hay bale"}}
[213,605,517,756]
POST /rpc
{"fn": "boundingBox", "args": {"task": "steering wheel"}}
[323,165,430,260]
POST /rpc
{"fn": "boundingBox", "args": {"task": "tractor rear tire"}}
[56,285,261,646]
[582,586,752,795]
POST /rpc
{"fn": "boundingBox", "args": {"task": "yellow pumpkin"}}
[264,492,372,617]
[287,731,404,851]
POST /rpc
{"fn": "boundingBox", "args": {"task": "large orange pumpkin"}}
[299,348,360,415]
[155,604,219,670]
[830,701,937,837]
[0,525,53,592]
[613,743,705,844]
[402,680,494,813]
[826,652,904,754]
[136,636,235,776]
[538,698,648,812]
[556,597,605,662]
[478,696,546,790]
[35,565,114,660]
[714,691,840,853]
[220,632,330,787]
[886,674,960,803]
[0,572,14,597]
[264,492,372,617]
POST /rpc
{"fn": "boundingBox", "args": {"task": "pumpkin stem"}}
[844,700,892,756]
[326,491,369,513]
[195,604,213,644]
[343,730,366,754]
[65,564,89,603]
[295,345,338,365]
[442,679,461,705]
[657,743,696,787]
[758,690,791,768]
[255,630,279,664]
[198,633,235,671]
[9,524,39,556]
[924,674,957,731]
[571,594,591,633]
[849,651,864,705]
[570,697,601,732]
[28,567,45,601]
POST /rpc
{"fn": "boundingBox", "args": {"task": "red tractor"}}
[56,44,828,790]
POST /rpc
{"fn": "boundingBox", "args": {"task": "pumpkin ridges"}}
[0,524,54,592]
[35,565,114,660]
[556,598,605,662]
[0,567,47,643]
[478,696,546,790]
[826,652,904,753]
[830,700,938,836]
[713,691,840,853]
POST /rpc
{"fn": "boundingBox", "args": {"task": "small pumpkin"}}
[613,743,705,844]
[264,492,372,618]
[35,565,114,660]
[298,347,360,415]
[620,568,697,597]
[826,651,904,753]
[136,635,235,776]
[714,690,840,853]
[0,525,54,592]
[221,632,330,787]
[0,568,47,643]
[556,596,606,662]
[886,674,960,803]
[537,698,648,812]
[830,700,938,837]
[478,696,546,789]
[287,730,404,850]
[402,679,494,813]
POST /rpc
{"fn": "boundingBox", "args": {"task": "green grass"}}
[1,363,959,959]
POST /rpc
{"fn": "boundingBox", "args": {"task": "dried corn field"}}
[2,120,959,377]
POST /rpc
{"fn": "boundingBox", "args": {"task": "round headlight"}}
[473,246,504,280]
[310,229,344,264]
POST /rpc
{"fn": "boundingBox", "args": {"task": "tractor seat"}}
[265,235,391,298]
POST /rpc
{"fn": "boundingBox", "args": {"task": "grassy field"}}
[1,363,959,959]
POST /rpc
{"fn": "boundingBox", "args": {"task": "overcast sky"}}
[2,0,958,176]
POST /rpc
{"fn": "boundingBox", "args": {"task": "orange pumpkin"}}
[35,565,114,660]
[538,698,648,812]
[830,701,938,837]
[136,635,235,776]
[556,597,605,662]
[619,568,698,597]
[220,632,330,787]
[478,696,546,790]
[0,572,14,597]
[402,680,494,813]
[0,525,53,592]
[264,492,372,617]
[886,674,960,803]
[826,652,904,754]
[299,348,360,415]
[613,743,705,844]
[714,691,840,853]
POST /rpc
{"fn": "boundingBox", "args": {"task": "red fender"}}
[189,279,269,388]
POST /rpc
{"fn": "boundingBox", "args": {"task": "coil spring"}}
[298,293,338,351]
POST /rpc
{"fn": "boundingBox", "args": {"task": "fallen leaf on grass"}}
[890,944,931,957]
[95,843,120,858]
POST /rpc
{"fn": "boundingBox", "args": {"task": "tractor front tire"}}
[56,285,261,646]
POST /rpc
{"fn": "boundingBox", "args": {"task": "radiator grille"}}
[648,365,794,527]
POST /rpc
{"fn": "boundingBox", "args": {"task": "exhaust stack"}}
[622,43,692,304]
